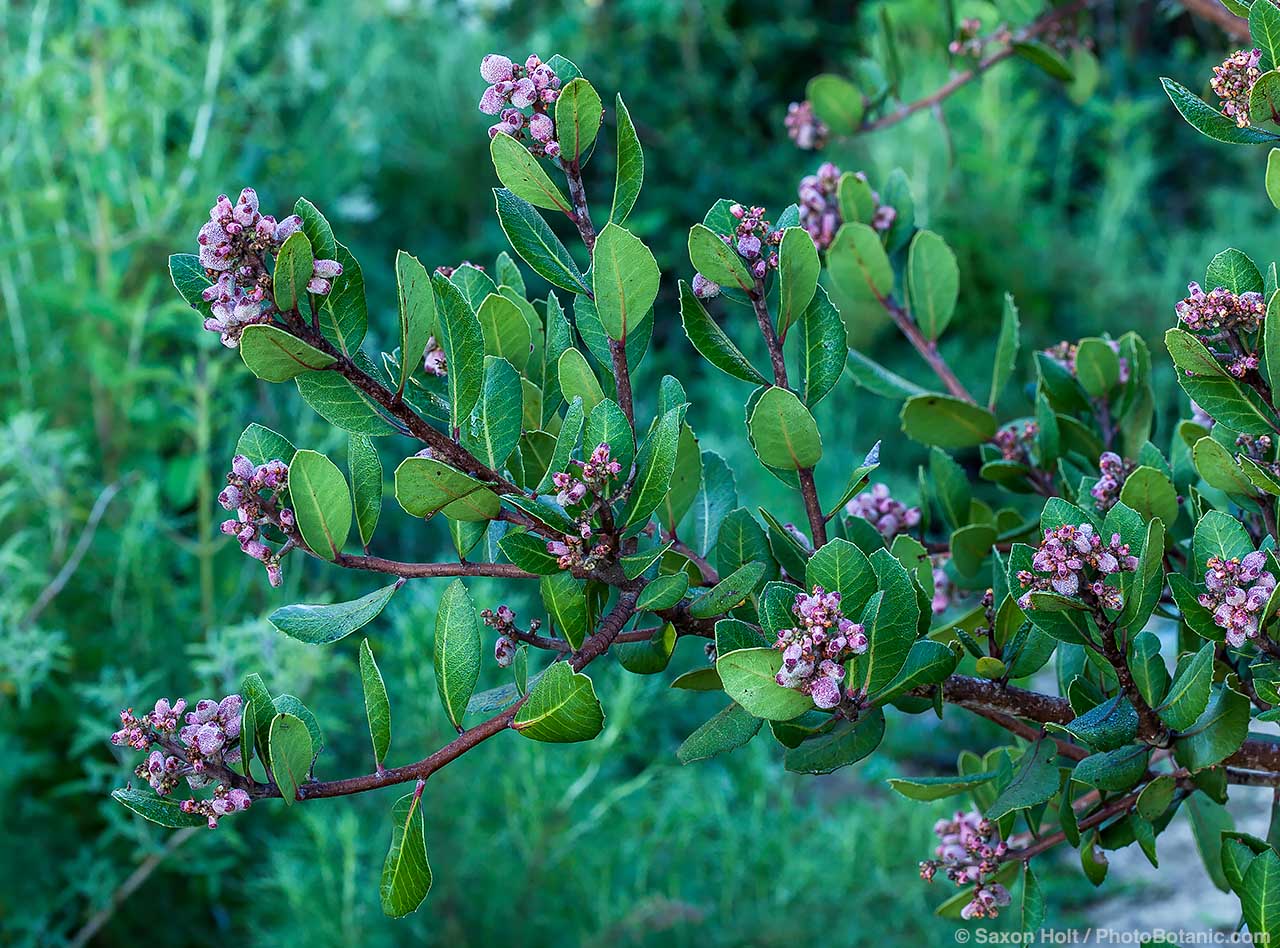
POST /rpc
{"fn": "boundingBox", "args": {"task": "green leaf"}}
[513,662,605,742]
[990,293,1021,409]
[747,387,822,469]
[1188,793,1236,892]
[111,788,207,828]
[620,407,682,527]
[806,73,864,131]
[798,286,846,407]
[489,132,572,213]
[555,77,603,163]
[237,423,295,467]
[498,531,560,574]
[272,694,324,756]
[887,771,998,801]
[677,702,761,764]
[1267,150,1280,210]
[827,223,893,304]
[1174,683,1250,772]
[348,434,383,546]
[671,667,723,691]
[315,239,368,355]
[1012,40,1073,80]
[240,672,275,766]
[777,227,820,337]
[169,253,213,317]
[616,622,677,674]
[380,789,432,918]
[1074,745,1149,792]
[238,325,335,382]
[1074,337,1120,397]
[434,579,481,731]
[869,639,958,704]
[1157,641,1215,730]
[806,538,877,612]
[494,189,590,295]
[678,281,767,384]
[476,292,532,372]
[296,366,397,436]
[906,230,958,340]
[1194,510,1256,574]
[1254,0,1280,69]
[1161,77,1280,145]
[716,507,772,579]
[540,572,589,648]
[986,740,1059,819]
[592,222,659,342]
[359,638,392,767]
[268,712,313,805]
[689,561,767,618]
[535,397,584,493]
[661,424,702,532]
[1138,774,1177,821]
[269,582,400,645]
[557,348,605,412]
[950,524,997,578]
[395,251,435,393]
[846,350,928,400]
[289,449,352,561]
[1118,465,1179,527]
[459,356,522,471]
[610,94,644,224]
[1130,631,1171,711]
[1242,850,1280,941]
[1252,70,1280,126]
[688,223,752,293]
[717,647,813,720]
[273,230,314,313]
[430,274,485,431]
[637,572,689,611]
[900,394,997,448]
[852,549,921,694]
[1022,865,1046,935]
[783,708,886,774]
[1207,247,1264,295]
[393,456,500,522]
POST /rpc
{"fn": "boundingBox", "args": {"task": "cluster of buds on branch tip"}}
[218,454,294,587]
[920,810,1011,920]
[479,54,563,158]
[993,421,1039,464]
[1017,523,1138,611]
[196,188,341,346]
[1175,281,1266,378]
[784,100,829,150]
[1089,451,1132,513]
[845,483,921,539]
[773,586,868,709]
[1212,48,1263,129]
[483,605,540,667]
[1200,552,1277,648]
[1042,339,1130,386]
[111,695,250,828]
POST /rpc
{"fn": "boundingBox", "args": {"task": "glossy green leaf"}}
[359,638,392,767]
[393,456,500,522]
[1157,641,1214,730]
[238,325,336,382]
[460,356,522,471]
[989,293,1021,409]
[610,94,644,224]
[798,286,845,407]
[540,572,590,648]
[289,449,352,560]
[688,223,753,293]
[986,740,1059,819]
[112,788,207,828]
[434,579,481,731]
[557,347,605,411]
[269,582,400,645]
[676,702,761,764]
[747,387,822,469]
[783,708,886,774]
[494,188,590,295]
[593,222,659,342]
[1161,77,1280,145]
[431,273,485,431]
[887,770,998,801]
[777,226,820,337]
[717,647,813,720]
[476,292,532,371]
[906,230,958,340]
[348,434,383,546]
[827,223,892,304]
[689,561,766,619]
[620,407,682,527]
[513,662,604,742]
[489,132,572,213]
[900,394,997,448]
[555,77,603,163]
[678,281,767,384]
[273,230,314,313]
[380,789,433,918]
[806,73,863,131]
[394,250,434,393]
[268,712,313,805]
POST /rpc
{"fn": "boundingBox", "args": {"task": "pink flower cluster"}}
[195,188,342,346]
[772,586,868,709]
[919,810,1011,920]
[845,483,921,538]
[948,18,986,57]
[1199,552,1276,648]
[1016,523,1139,611]
[698,203,781,288]
[1089,451,1131,512]
[1211,48,1262,128]
[785,100,829,150]
[546,526,612,572]
[798,162,842,251]
[111,694,251,829]
[482,604,539,667]
[218,454,294,587]
[551,442,622,508]
[478,54,563,158]
[993,421,1038,463]
[1176,281,1265,339]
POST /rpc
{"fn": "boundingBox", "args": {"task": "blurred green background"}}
[0,0,1270,943]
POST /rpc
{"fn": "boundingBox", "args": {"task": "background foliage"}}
[0,0,1266,943]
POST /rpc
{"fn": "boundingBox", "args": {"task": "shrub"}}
[105,3,1280,938]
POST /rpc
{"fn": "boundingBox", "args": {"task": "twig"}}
[1178,0,1249,42]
